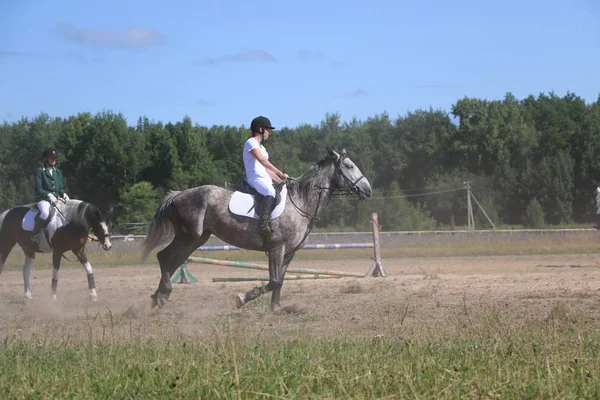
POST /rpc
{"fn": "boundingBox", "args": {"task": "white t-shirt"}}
[243,137,270,181]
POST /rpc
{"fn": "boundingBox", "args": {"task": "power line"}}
[335,186,466,200]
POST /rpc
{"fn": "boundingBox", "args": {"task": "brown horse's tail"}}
[0,210,7,233]
[140,190,181,261]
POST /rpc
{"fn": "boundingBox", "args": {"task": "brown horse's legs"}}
[0,233,17,276]
[22,251,35,300]
[50,249,63,301]
[73,246,98,300]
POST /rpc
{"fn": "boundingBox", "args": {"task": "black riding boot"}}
[595,214,600,230]
[259,195,277,234]
[31,215,47,244]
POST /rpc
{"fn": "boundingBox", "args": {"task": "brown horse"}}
[0,199,112,301]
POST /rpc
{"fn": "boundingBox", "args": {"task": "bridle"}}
[266,154,367,257]
[333,156,368,197]
[287,154,366,220]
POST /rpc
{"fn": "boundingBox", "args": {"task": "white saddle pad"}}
[228,186,287,219]
[21,204,65,252]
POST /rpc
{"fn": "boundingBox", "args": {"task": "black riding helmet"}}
[41,148,58,160]
[250,116,275,133]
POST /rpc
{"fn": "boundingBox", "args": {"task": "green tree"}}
[118,181,161,226]
[524,198,545,228]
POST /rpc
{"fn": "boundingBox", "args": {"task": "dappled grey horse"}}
[0,199,112,301]
[141,149,372,312]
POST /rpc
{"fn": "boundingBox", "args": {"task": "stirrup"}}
[31,232,42,244]
[260,220,274,235]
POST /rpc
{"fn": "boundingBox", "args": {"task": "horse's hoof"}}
[235,294,246,309]
[150,294,166,309]
[271,305,283,315]
[52,294,58,301]
[89,295,98,302]
[24,293,33,301]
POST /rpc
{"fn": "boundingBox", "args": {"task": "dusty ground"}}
[1,253,600,343]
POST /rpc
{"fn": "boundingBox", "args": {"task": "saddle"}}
[33,203,56,221]
[235,179,285,215]
[22,202,61,251]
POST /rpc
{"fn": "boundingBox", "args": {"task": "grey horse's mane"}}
[287,154,337,199]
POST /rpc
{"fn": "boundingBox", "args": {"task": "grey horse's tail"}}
[140,190,181,261]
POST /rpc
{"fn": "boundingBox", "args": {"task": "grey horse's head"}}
[328,149,372,199]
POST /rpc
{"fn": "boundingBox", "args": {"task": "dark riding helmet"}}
[250,116,276,133]
[41,148,58,160]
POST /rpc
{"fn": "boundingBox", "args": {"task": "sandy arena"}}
[1,253,600,343]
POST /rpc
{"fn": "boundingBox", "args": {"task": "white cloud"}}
[198,49,277,66]
[340,89,368,98]
[56,23,166,49]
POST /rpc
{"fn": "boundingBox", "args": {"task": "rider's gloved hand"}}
[47,193,57,203]
[62,193,69,201]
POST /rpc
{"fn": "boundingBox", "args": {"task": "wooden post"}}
[367,212,388,277]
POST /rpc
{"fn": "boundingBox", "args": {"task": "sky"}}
[1,0,599,130]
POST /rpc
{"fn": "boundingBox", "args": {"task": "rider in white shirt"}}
[242,116,288,234]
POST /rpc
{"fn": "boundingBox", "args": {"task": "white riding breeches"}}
[37,200,51,220]
[248,177,276,197]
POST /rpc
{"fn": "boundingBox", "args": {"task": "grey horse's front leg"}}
[270,252,296,310]
[236,247,286,311]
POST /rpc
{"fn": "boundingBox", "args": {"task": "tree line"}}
[1,91,599,232]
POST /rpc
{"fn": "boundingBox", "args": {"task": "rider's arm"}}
[250,148,288,181]
[57,169,66,196]
[34,168,50,198]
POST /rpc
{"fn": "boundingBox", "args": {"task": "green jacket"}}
[34,165,66,202]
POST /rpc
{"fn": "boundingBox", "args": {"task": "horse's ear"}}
[328,149,341,160]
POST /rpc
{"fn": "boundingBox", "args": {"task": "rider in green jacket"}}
[31,148,69,243]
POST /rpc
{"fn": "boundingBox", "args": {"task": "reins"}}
[282,156,362,255]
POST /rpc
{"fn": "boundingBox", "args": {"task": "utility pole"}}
[466,181,474,231]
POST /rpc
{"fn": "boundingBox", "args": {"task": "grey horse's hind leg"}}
[151,232,210,309]
[236,247,287,311]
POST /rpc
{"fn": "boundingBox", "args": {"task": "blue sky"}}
[1,0,599,129]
